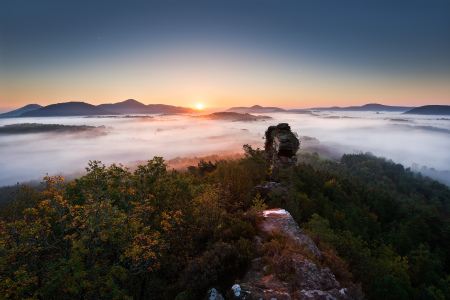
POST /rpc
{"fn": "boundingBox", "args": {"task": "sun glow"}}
[196,103,203,110]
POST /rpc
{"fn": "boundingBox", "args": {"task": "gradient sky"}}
[1,0,449,112]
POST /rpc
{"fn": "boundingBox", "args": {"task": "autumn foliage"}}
[1,147,450,299]
[0,152,263,299]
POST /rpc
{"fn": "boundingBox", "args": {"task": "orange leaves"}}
[0,155,259,298]
[160,210,183,231]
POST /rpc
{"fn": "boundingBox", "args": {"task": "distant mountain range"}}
[0,104,43,117]
[98,99,197,114]
[226,103,415,113]
[308,103,416,112]
[0,99,199,118]
[3,101,448,118]
[21,102,114,117]
[403,105,450,115]
[226,105,286,113]
[194,112,272,122]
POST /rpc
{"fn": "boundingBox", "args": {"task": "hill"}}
[98,99,151,114]
[226,103,415,113]
[98,99,198,114]
[0,123,106,135]
[19,102,116,117]
[226,105,286,113]
[309,103,415,112]
[147,104,198,114]
[0,104,42,117]
[404,105,450,115]
[195,112,272,121]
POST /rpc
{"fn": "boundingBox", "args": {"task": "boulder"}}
[206,288,225,300]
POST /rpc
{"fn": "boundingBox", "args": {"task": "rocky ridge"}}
[227,208,350,300]
[208,124,353,300]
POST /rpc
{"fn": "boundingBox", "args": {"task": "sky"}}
[1,0,450,112]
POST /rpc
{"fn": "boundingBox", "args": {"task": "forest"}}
[0,123,106,135]
[1,146,449,299]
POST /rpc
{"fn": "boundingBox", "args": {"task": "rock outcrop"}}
[265,123,300,170]
[260,209,321,260]
[250,123,299,199]
[210,124,353,300]
[229,209,351,300]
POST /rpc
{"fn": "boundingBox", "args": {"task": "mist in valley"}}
[1,111,449,187]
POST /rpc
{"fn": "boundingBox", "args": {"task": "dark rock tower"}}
[264,123,300,170]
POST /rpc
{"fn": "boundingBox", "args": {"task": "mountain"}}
[0,104,42,117]
[226,103,414,113]
[97,99,150,114]
[195,112,272,121]
[146,104,197,114]
[98,99,198,114]
[308,103,415,112]
[226,105,286,113]
[404,105,450,115]
[20,102,115,117]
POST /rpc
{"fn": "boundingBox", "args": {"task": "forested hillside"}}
[1,147,449,299]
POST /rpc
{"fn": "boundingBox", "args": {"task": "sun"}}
[196,103,203,110]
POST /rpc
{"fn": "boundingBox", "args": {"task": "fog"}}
[1,111,449,186]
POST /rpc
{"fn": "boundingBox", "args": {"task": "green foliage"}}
[241,144,268,185]
[260,231,309,284]
[178,238,253,298]
[252,193,268,212]
[212,161,252,210]
[0,146,268,300]
[1,146,449,300]
[292,152,450,299]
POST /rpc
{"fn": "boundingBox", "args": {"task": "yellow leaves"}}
[324,178,341,189]
[22,208,37,216]
[252,193,268,212]
[0,157,257,298]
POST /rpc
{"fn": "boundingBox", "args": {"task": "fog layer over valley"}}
[1,111,449,186]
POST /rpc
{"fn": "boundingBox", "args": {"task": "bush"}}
[178,239,253,299]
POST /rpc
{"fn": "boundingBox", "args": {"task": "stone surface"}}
[260,209,321,260]
[207,288,225,300]
[225,124,353,300]
[265,123,300,170]
[229,209,351,300]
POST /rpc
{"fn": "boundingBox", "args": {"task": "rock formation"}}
[264,123,300,171]
[250,123,299,201]
[229,209,351,300]
[260,209,321,260]
[228,208,351,300]
[207,124,355,300]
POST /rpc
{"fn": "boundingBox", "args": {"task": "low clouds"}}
[0,112,449,186]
